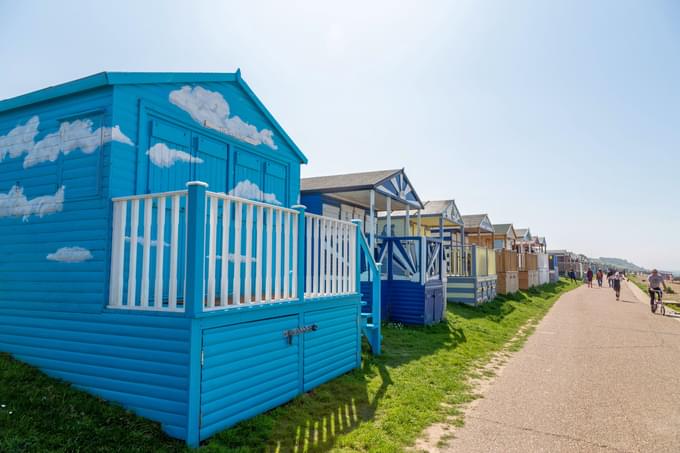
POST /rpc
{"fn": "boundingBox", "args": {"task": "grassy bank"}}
[1,280,577,452]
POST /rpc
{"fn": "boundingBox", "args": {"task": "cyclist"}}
[648,269,667,309]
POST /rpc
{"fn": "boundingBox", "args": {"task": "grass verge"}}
[1,279,576,452]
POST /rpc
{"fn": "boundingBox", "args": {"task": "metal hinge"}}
[200,350,204,367]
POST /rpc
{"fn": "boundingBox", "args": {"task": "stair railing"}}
[352,219,381,355]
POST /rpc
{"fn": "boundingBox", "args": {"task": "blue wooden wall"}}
[197,297,361,441]
[110,81,302,205]
[0,74,362,445]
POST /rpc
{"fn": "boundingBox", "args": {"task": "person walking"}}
[596,269,604,288]
[612,271,623,301]
[586,268,594,288]
[607,270,614,287]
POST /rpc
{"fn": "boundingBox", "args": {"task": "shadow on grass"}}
[208,321,468,452]
[206,280,574,451]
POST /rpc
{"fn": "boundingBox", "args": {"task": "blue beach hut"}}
[300,170,448,326]
[382,199,464,324]
[0,71,381,446]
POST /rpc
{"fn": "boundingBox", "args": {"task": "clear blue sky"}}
[1,0,678,270]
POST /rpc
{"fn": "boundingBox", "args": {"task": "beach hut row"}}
[0,72,557,447]
[300,171,555,316]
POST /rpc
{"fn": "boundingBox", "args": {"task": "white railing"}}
[108,190,187,312]
[304,213,357,298]
[203,192,299,310]
[108,185,360,314]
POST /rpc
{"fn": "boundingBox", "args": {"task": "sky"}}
[1,0,678,270]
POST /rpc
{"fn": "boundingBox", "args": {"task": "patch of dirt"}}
[412,322,535,453]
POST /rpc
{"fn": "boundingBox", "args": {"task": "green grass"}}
[628,274,647,293]
[0,352,187,453]
[1,280,577,453]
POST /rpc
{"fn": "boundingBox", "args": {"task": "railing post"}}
[471,244,478,277]
[293,205,306,302]
[352,219,363,289]
[185,181,208,317]
[420,237,427,285]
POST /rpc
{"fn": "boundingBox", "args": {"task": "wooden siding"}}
[497,271,519,294]
[519,270,540,289]
[198,296,361,441]
[0,309,191,438]
[447,275,498,305]
[303,303,360,390]
[111,83,301,204]
[200,315,300,439]
[0,87,115,312]
[386,280,445,325]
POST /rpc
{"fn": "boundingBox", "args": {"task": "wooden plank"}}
[313,217,319,296]
[168,195,180,311]
[243,203,253,304]
[319,219,326,295]
[265,207,273,302]
[108,200,126,306]
[255,205,263,303]
[220,199,231,306]
[274,209,283,299]
[127,199,139,307]
[154,196,166,308]
[305,215,312,296]
[140,198,153,308]
[291,212,298,299]
[283,212,290,299]
[233,202,242,305]
[206,196,218,308]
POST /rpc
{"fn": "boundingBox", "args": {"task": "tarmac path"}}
[443,280,680,452]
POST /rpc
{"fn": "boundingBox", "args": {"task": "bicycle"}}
[650,288,664,315]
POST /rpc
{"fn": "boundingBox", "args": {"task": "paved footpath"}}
[444,281,680,452]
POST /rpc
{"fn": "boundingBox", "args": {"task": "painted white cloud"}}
[0,184,65,221]
[47,246,93,263]
[125,236,170,248]
[147,142,203,168]
[0,116,134,168]
[229,180,281,205]
[0,116,40,160]
[169,85,277,150]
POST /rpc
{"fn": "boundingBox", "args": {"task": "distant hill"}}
[598,257,647,272]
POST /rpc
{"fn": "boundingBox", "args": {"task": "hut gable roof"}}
[515,228,532,240]
[0,71,307,163]
[421,200,463,225]
[301,168,423,209]
[462,214,494,232]
[493,223,517,239]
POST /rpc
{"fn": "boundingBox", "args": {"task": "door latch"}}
[283,324,318,345]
